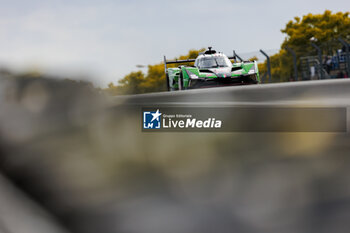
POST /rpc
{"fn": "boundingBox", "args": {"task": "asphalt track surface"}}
[1,77,350,233]
[115,79,350,133]
[117,78,350,107]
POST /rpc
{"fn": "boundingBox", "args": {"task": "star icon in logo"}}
[151,109,162,122]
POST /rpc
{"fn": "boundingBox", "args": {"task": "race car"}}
[164,47,260,90]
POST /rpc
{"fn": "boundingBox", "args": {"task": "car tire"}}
[178,72,184,90]
[244,75,258,84]
[166,73,171,91]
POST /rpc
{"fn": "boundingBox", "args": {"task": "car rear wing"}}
[228,50,244,62]
[163,50,248,73]
[163,56,196,73]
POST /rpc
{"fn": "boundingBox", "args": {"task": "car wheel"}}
[178,72,184,90]
[244,75,258,84]
[166,73,171,91]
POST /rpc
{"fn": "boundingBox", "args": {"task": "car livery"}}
[164,47,260,90]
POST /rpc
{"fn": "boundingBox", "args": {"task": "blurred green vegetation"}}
[104,49,205,95]
[105,10,350,94]
[258,10,350,82]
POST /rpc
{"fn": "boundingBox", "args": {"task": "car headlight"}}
[186,70,199,79]
[190,74,198,79]
[248,69,255,74]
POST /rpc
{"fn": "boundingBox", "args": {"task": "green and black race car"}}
[164,47,260,91]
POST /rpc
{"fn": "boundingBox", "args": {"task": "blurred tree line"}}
[258,10,350,82]
[105,10,350,94]
[104,49,205,95]
[0,68,95,89]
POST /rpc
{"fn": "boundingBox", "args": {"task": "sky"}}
[0,0,349,87]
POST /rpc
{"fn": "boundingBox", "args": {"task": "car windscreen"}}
[197,56,232,69]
